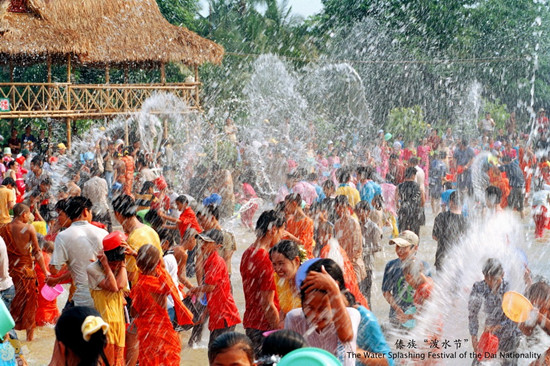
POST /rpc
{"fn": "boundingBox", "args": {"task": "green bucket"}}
[0,299,14,338]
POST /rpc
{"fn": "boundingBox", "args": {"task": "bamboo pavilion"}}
[0,0,224,147]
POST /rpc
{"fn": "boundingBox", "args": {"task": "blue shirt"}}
[382,258,431,323]
[356,306,394,366]
[359,180,382,207]
[312,183,326,203]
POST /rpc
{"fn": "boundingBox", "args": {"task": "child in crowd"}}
[285,258,361,366]
[258,330,308,365]
[35,239,59,326]
[86,231,128,366]
[189,229,241,347]
[354,201,383,307]
[49,307,109,366]
[519,282,550,365]
[208,332,255,366]
[402,259,433,307]
[269,240,302,324]
[284,193,315,258]
[130,244,193,366]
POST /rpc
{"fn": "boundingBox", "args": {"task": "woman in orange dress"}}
[283,193,314,258]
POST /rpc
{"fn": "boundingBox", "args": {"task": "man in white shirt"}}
[0,236,14,309]
[49,196,108,308]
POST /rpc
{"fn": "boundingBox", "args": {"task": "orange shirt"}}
[414,278,434,306]
[286,215,314,258]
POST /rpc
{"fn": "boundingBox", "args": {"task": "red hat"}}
[15,156,25,165]
[103,231,125,251]
[154,176,167,191]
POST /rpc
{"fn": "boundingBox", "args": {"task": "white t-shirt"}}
[51,221,108,307]
[0,237,13,291]
[164,252,182,309]
[285,307,361,366]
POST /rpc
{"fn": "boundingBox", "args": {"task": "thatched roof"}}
[0,0,224,66]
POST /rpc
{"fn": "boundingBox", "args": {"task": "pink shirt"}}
[293,181,318,206]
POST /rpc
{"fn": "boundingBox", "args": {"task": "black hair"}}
[482,258,504,278]
[525,281,550,306]
[334,194,349,207]
[175,195,189,205]
[112,195,137,218]
[7,160,15,169]
[30,155,43,167]
[104,247,126,262]
[269,240,300,262]
[439,151,447,159]
[449,191,459,205]
[208,332,254,365]
[204,204,220,221]
[485,185,502,205]
[409,157,419,166]
[55,199,68,213]
[65,196,93,220]
[261,330,308,358]
[354,200,371,212]
[1,177,15,187]
[307,172,317,182]
[284,193,302,204]
[343,289,357,307]
[336,168,350,184]
[295,167,308,180]
[443,181,453,190]
[140,181,155,195]
[143,209,163,230]
[300,258,346,303]
[54,306,108,366]
[404,166,417,179]
[255,210,285,238]
[321,179,335,190]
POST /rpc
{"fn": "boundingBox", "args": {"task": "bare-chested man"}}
[0,203,48,341]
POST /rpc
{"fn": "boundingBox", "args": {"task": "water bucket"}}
[0,299,14,338]
[502,291,533,323]
[477,332,499,361]
[41,284,64,302]
[278,348,341,366]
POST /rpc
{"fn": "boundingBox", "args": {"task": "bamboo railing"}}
[0,82,200,118]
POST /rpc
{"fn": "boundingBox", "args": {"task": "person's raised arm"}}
[302,266,354,342]
[95,253,119,293]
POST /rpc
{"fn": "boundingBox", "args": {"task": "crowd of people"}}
[0,114,549,366]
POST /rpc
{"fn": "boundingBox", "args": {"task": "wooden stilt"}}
[47,55,52,83]
[160,62,166,84]
[66,54,71,83]
[105,64,110,84]
[66,118,72,150]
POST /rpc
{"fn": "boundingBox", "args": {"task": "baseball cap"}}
[57,143,67,150]
[389,230,419,247]
[196,229,224,245]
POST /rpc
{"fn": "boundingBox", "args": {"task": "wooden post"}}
[163,118,168,140]
[47,55,52,83]
[66,54,71,83]
[105,64,110,84]
[66,118,72,150]
[124,65,129,83]
[124,119,129,146]
[160,62,166,84]
[9,60,14,82]
[194,65,200,107]
[47,120,53,157]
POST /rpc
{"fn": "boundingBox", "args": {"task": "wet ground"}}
[19,206,550,365]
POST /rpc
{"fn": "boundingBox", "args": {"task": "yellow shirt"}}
[274,273,301,315]
[335,185,361,207]
[0,186,14,224]
[126,225,162,278]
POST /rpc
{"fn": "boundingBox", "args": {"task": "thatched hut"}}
[0,0,224,145]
